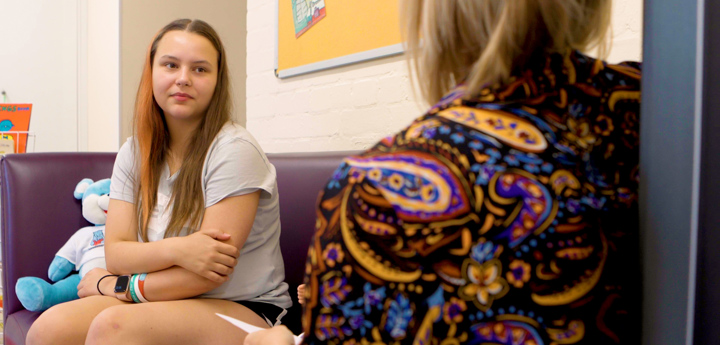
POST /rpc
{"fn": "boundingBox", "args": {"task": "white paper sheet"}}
[216,313,304,345]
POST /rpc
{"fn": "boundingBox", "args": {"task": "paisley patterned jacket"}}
[301,51,642,345]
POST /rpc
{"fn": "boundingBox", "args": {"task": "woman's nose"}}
[176,68,192,86]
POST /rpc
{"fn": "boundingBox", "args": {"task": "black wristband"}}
[97,274,119,296]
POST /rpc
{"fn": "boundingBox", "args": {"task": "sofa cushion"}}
[4,310,41,345]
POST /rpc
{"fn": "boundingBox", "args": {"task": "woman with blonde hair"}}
[27,18,291,345]
[249,0,641,343]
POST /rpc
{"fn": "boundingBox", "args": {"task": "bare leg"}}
[26,296,127,345]
[84,298,269,345]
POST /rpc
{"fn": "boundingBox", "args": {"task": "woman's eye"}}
[195,67,207,73]
[164,62,177,68]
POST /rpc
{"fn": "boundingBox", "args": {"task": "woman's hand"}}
[297,284,306,305]
[169,228,241,283]
[77,267,116,298]
[244,326,295,345]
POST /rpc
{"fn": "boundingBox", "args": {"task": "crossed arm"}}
[78,191,261,300]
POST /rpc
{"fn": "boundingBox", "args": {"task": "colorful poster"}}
[0,104,32,153]
[277,0,401,78]
[291,0,326,38]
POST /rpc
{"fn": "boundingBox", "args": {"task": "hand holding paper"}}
[216,313,303,345]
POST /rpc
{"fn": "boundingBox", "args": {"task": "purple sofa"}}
[1,151,356,345]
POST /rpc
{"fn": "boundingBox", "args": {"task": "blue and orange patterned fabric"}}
[301,51,642,344]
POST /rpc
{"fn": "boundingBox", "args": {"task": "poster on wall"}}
[0,104,32,153]
[292,0,326,38]
[277,0,402,78]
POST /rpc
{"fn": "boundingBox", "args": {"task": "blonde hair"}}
[401,0,612,105]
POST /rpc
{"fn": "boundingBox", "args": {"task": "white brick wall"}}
[247,0,643,153]
[607,0,644,63]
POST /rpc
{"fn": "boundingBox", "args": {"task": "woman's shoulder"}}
[213,121,260,147]
[206,121,271,165]
[116,137,137,160]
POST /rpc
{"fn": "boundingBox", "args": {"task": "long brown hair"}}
[401,0,612,105]
[133,19,232,241]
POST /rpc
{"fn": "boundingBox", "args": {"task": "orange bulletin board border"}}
[275,0,403,79]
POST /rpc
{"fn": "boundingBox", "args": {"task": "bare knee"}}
[86,306,139,345]
[27,305,78,345]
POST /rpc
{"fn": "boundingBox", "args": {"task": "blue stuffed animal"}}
[15,178,110,311]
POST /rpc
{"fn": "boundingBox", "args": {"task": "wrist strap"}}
[97,274,118,296]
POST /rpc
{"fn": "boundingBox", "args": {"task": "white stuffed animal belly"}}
[56,225,108,277]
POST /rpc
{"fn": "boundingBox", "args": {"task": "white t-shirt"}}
[55,225,107,276]
[109,122,291,308]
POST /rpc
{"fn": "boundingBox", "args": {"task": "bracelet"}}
[129,274,141,303]
[97,274,118,296]
[136,273,149,303]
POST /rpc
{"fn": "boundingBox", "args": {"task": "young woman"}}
[27,19,290,345]
[248,0,641,344]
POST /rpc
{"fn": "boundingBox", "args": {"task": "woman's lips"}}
[172,93,192,101]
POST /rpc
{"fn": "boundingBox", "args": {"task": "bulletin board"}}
[275,0,403,79]
[0,104,32,153]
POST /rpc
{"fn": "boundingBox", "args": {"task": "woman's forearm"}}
[103,198,181,275]
[104,238,179,275]
[140,265,222,301]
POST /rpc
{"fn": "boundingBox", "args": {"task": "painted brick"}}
[378,74,410,105]
[247,50,275,75]
[253,112,341,139]
[339,103,420,138]
[247,2,273,31]
[387,103,426,126]
[304,72,342,87]
[263,135,357,153]
[276,75,311,93]
[246,93,277,119]
[273,91,297,115]
[351,135,389,150]
[339,107,389,137]
[276,89,325,116]
[607,37,643,63]
[246,28,274,55]
[308,83,353,112]
[289,89,312,112]
[350,79,379,108]
[246,73,277,97]
[247,0,265,11]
